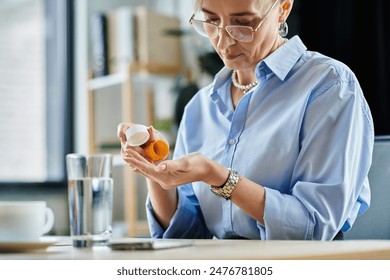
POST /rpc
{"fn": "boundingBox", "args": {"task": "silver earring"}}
[278,21,288,37]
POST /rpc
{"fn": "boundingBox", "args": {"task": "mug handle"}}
[42,207,55,235]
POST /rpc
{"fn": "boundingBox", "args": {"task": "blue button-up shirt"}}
[146,35,374,240]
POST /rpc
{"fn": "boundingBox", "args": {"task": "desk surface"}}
[1,238,390,260]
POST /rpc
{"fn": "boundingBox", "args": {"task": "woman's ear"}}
[279,0,294,23]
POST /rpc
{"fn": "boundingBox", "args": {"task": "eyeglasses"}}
[189,0,279,43]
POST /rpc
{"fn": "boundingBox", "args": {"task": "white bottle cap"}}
[125,124,150,146]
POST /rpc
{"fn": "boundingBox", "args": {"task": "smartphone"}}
[108,239,192,251]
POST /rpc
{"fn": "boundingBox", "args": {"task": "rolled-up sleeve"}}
[262,75,374,240]
[146,184,213,239]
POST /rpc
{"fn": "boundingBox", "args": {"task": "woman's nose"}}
[216,27,235,49]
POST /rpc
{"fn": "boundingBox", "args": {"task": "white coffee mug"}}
[0,201,55,242]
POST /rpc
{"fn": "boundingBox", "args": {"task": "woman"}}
[118,0,374,240]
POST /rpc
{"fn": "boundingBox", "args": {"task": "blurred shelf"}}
[88,72,127,90]
[88,62,182,91]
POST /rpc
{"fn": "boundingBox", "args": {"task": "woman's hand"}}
[117,123,146,168]
[117,123,228,189]
[123,150,229,190]
[117,122,168,166]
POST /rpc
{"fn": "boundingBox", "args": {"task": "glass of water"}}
[66,153,113,248]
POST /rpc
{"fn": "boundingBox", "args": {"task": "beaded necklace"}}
[231,70,259,94]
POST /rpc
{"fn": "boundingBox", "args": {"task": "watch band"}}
[210,168,240,200]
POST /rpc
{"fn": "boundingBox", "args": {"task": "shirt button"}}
[228,139,236,145]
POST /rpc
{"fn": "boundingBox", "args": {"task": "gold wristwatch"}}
[210,168,240,200]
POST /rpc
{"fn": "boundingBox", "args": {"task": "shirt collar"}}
[262,35,307,81]
[210,35,307,96]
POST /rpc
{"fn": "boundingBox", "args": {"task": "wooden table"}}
[1,237,390,260]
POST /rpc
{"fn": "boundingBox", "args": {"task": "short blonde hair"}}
[193,0,274,14]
